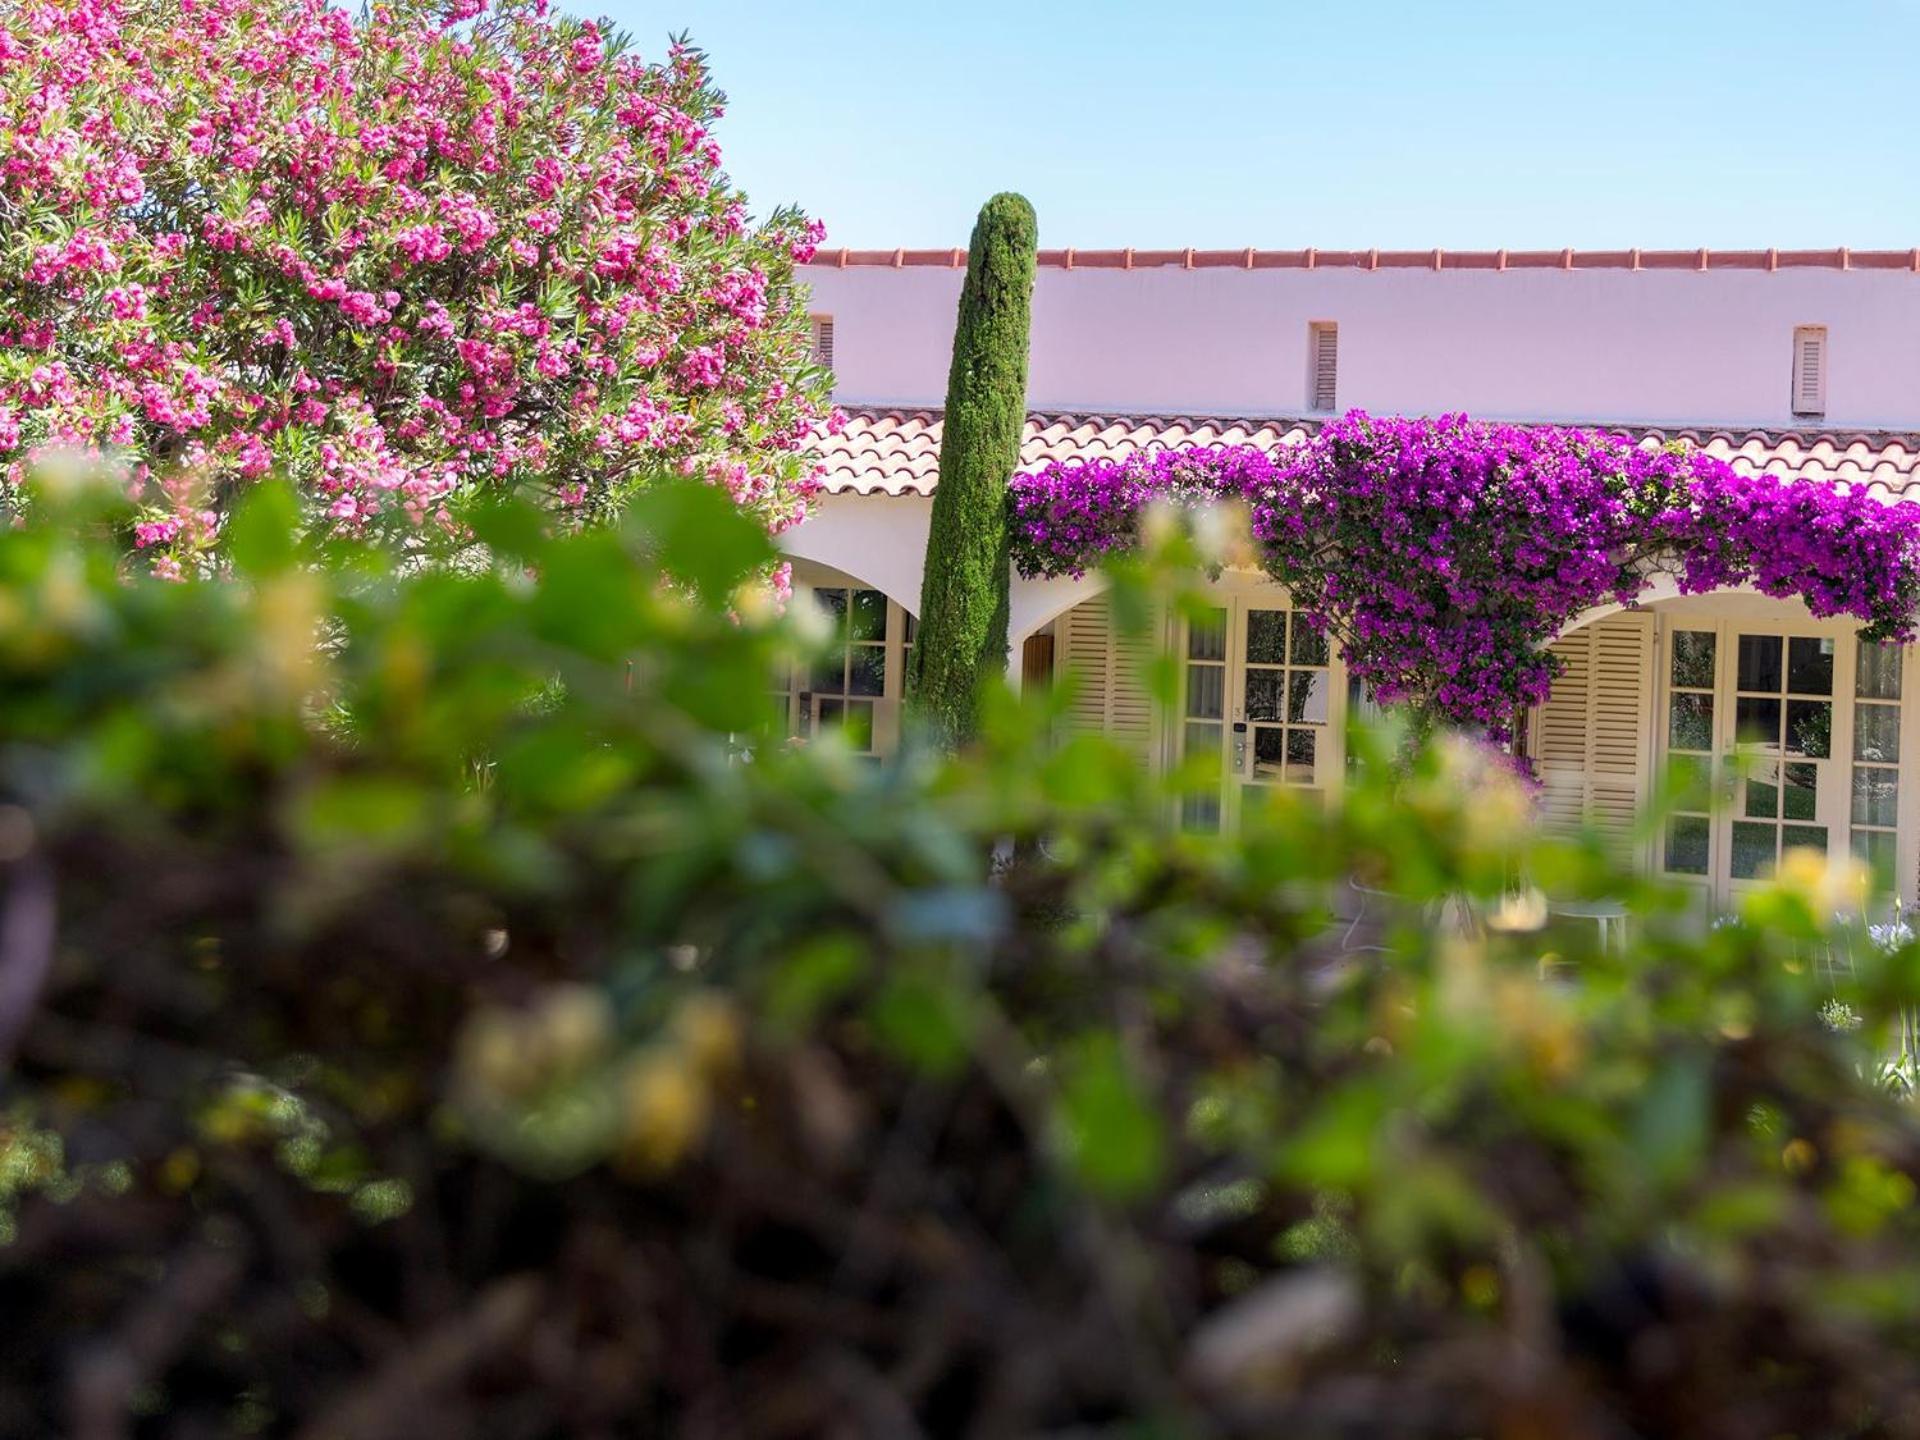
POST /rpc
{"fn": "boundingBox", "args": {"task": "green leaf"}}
[226,479,301,577]
[870,967,972,1077]
[1631,1056,1710,1188]
[765,934,866,1029]
[622,480,773,603]
[1056,1034,1165,1201]
[292,776,431,851]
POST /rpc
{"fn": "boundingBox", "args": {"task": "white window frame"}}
[1166,575,1348,831]
[784,571,911,757]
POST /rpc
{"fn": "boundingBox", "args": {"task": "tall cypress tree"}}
[908,192,1038,748]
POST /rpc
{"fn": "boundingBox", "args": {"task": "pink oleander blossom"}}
[0,0,832,568]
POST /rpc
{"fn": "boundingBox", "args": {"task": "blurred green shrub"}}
[3,477,1920,1437]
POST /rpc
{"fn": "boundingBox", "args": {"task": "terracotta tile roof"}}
[812,409,1920,501]
[813,411,1315,497]
[1638,427,1920,499]
[811,247,1920,274]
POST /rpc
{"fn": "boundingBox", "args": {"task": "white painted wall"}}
[802,264,1920,431]
[778,492,929,617]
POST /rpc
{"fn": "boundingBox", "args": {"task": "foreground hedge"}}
[4,482,1920,1437]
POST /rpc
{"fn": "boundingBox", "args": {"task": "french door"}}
[777,584,915,758]
[1177,595,1339,830]
[1657,620,1909,907]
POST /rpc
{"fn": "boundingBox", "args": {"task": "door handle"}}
[1232,721,1247,772]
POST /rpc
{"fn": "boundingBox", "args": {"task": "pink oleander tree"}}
[0,0,835,575]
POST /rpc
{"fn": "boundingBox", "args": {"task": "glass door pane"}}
[1663,628,1717,877]
[1180,607,1228,830]
[802,587,882,755]
[1725,630,1837,890]
[1237,605,1329,816]
[1852,638,1905,894]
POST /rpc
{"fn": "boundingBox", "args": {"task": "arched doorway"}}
[782,558,918,759]
[1049,569,1353,830]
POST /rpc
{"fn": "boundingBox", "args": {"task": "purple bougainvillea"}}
[1009,412,1920,732]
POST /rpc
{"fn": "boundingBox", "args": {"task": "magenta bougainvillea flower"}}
[1010,413,1920,732]
[0,0,836,574]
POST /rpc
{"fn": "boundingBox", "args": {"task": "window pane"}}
[849,589,887,643]
[1731,821,1777,879]
[1188,609,1227,662]
[1671,630,1717,689]
[1244,671,1282,722]
[1734,696,1782,748]
[1182,793,1222,832]
[1285,728,1317,782]
[1786,636,1834,695]
[1665,815,1710,874]
[1287,670,1330,724]
[1245,611,1287,664]
[1858,640,1903,701]
[1289,618,1330,666]
[1744,762,1779,820]
[1853,828,1899,892]
[811,651,847,695]
[1785,700,1831,759]
[1737,634,1783,693]
[815,588,848,635]
[1184,721,1222,760]
[1781,825,1828,856]
[1783,762,1819,821]
[1854,703,1900,763]
[1251,725,1285,780]
[1852,766,1899,828]
[1669,694,1714,751]
[1186,665,1224,720]
[847,646,886,697]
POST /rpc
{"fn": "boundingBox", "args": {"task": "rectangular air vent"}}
[1791,325,1826,418]
[810,315,835,370]
[1308,322,1338,412]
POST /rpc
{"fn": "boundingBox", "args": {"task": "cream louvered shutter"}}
[1791,325,1826,417]
[1310,323,1338,412]
[1056,593,1157,761]
[1532,613,1655,850]
[810,315,835,369]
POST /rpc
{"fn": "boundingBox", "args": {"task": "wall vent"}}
[810,315,835,370]
[1791,325,1827,418]
[1308,322,1338,412]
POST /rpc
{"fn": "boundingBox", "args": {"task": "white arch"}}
[1008,571,1110,650]
[777,493,930,617]
[784,494,1119,685]
[1552,576,1796,639]
[1556,573,1691,637]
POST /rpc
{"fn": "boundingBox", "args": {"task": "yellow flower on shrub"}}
[620,1049,711,1173]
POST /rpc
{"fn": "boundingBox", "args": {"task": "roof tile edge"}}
[813,247,1920,274]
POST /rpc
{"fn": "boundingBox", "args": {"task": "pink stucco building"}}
[783,246,1920,911]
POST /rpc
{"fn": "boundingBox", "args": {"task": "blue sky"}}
[599,0,1920,250]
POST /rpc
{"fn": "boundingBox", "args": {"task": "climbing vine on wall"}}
[1009,412,1920,732]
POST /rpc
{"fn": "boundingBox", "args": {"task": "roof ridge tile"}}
[813,249,1920,275]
